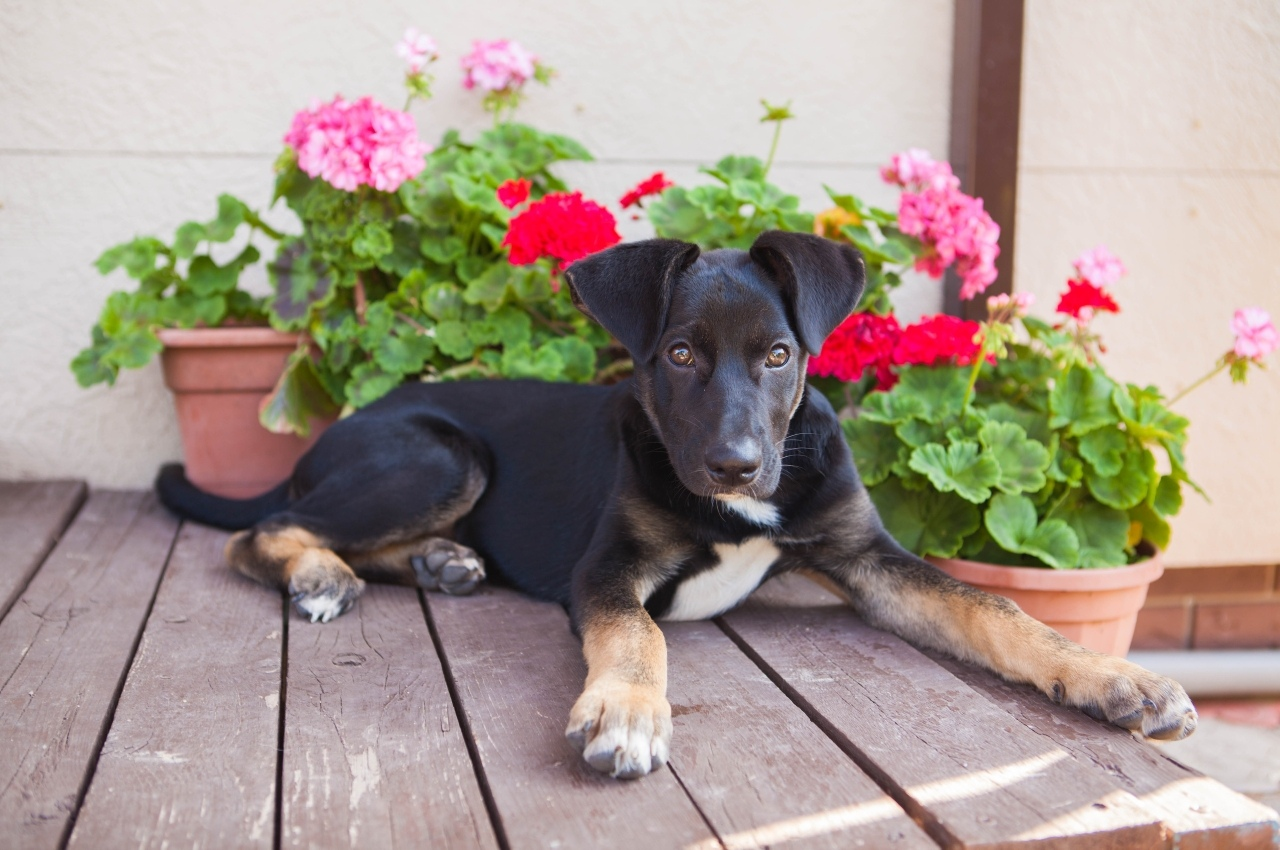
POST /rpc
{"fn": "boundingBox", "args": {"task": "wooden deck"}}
[2,481,1277,850]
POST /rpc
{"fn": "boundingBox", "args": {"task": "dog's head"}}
[565,230,864,500]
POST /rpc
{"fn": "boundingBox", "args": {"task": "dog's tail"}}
[155,463,292,530]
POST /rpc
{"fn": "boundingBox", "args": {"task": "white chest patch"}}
[661,537,781,621]
[714,495,782,527]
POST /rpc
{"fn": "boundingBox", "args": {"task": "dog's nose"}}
[705,443,761,485]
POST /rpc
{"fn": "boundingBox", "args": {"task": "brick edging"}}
[1133,564,1280,650]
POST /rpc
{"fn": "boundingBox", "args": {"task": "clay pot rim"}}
[156,327,300,348]
[926,552,1164,592]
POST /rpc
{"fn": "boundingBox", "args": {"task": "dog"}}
[157,230,1197,780]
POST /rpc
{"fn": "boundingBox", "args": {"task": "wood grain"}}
[0,479,87,620]
[661,619,936,850]
[931,651,1280,849]
[282,583,499,850]
[0,491,179,850]
[66,522,283,849]
[426,586,715,850]
[721,574,1168,849]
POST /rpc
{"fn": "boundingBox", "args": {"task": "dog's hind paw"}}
[410,539,485,596]
[565,678,672,780]
[288,555,365,624]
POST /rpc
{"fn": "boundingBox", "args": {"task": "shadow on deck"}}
[2,482,1277,849]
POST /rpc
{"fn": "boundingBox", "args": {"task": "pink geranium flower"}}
[1232,307,1279,362]
[886,149,1000,301]
[284,95,429,193]
[396,27,438,73]
[1072,245,1127,288]
[461,39,537,93]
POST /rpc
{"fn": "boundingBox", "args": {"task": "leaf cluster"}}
[72,195,273,387]
[845,324,1197,567]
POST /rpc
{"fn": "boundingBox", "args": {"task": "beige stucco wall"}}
[0,0,953,487]
[1017,1,1280,566]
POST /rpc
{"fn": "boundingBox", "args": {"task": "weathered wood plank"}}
[0,479,87,621]
[282,584,499,850]
[930,652,1280,850]
[721,574,1168,849]
[0,491,179,850]
[661,619,936,850]
[66,522,283,850]
[426,586,715,850]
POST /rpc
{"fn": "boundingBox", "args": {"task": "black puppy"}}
[157,230,1196,780]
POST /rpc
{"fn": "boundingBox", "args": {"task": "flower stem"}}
[962,330,988,411]
[1168,361,1228,406]
[762,119,784,181]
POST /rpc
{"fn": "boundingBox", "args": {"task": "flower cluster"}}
[1055,245,1124,323]
[1231,308,1278,363]
[503,191,621,274]
[496,178,531,209]
[397,27,438,73]
[620,172,675,209]
[283,95,428,193]
[809,312,983,390]
[882,149,1000,301]
[461,38,537,93]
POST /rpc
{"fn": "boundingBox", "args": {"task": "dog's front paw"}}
[1053,656,1197,741]
[288,553,365,623]
[410,539,485,596]
[565,679,672,779]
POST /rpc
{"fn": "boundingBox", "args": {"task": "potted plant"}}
[72,32,626,496]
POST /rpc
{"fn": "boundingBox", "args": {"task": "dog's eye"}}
[668,345,694,367]
[765,344,790,368]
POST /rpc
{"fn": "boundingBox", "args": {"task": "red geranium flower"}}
[808,312,903,389]
[496,178,531,209]
[620,172,675,209]
[1056,278,1120,322]
[893,314,984,368]
[502,191,621,274]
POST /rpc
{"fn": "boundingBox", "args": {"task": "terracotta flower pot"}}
[157,327,332,498]
[927,554,1165,656]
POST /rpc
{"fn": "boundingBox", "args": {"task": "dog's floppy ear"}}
[749,230,865,355]
[564,239,701,362]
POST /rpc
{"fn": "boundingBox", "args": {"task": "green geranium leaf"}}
[463,262,516,311]
[352,222,393,260]
[908,440,1000,503]
[857,388,924,424]
[456,256,490,284]
[421,234,467,265]
[1078,426,1127,477]
[375,328,435,375]
[978,420,1050,494]
[346,362,402,408]
[434,320,476,360]
[187,245,258,297]
[545,336,597,382]
[500,341,566,381]
[1085,447,1156,510]
[868,478,981,558]
[1049,365,1118,436]
[468,305,532,348]
[1152,475,1184,517]
[1062,501,1130,568]
[984,493,1081,568]
[258,348,340,436]
[984,403,1051,444]
[843,418,902,487]
[895,365,970,423]
[703,155,766,183]
[268,240,337,328]
[1046,434,1085,485]
[422,282,464,321]
[207,194,249,242]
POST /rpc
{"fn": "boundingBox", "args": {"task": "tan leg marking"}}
[565,609,672,779]
[874,576,1196,741]
[225,525,364,623]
